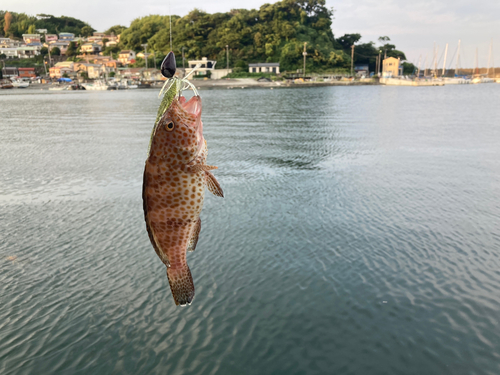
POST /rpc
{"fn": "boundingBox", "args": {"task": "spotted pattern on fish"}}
[143,95,223,306]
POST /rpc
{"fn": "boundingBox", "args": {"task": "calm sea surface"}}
[1,84,500,375]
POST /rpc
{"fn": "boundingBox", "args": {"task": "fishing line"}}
[169,0,173,51]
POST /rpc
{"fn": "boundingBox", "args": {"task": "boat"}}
[11,79,30,88]
[81,80,108,91]
[0,79,14,89]
[48,86,68,91]
[118,80,138,89]
[444,77,471,85]
[471,42,495,84]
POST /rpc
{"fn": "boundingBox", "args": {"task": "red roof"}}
[18,67,36,71]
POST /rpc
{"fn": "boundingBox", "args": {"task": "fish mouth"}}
[178,95,204,157]
[179,95,202,120]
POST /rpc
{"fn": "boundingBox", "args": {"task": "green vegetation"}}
[0,11,93,38]
[1,0,412,75]
[104,25,127,36]
[117,0,411,73]
[119,0,348,72]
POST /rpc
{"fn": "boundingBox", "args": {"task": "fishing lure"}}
[143,52,223,306]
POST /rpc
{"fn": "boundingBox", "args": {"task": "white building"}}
[249,62,280,74]
[186,57,217,76]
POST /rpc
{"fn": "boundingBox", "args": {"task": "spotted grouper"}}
[143,95,223,305]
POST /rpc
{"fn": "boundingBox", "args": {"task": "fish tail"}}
[167,264,195,306]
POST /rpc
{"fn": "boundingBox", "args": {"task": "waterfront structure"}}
[382,57,402,78]
[18,67,36,78]
[118,50,136,65]
[186,57,217,76]
[211,69,232,79]
[249,62,280,74]
[1,67,18,78]
[49,66,73,78]
[354,64,369,76]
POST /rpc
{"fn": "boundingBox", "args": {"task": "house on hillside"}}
[59,33,75,41]
[81,43,102,54]
[249,62,280,74]
[22,34,41,44]
[118,50,136,65]
[45,34,58,42]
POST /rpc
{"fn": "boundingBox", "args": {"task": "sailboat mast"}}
[456,40,461,77]
[442,43,448,76]
[475,47,479,75]
[417,55,422,78]
[487,39,492,77]
[433,42,437,77]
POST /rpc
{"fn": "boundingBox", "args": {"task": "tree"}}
[81,25,94,37]
[51,47,61,56]
[336,34,361,50]
[402,62,416,75]
[40,47,48,55]
[105,25,127,36]
[3,12,13,36]
[0,53,6,59]
[66,41,77,56]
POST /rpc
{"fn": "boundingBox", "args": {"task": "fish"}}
[143,90,223,306]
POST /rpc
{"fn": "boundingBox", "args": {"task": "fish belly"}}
[144,160,205,305]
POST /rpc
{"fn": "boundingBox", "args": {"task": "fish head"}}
[154,95,204,165]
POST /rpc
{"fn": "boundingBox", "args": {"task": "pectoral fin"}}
[187,164,218,174]
[205,171,224,197]
[187,218,201,252]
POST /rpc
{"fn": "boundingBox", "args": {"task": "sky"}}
[3,0,500,68]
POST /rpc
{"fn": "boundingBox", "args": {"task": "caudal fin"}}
[167,265,195,306]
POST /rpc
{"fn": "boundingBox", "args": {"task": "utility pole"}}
[442,43,448,77]
[37,29,51,70]
[377,50,382,77]
[351,44,355,76]
[182,46,185,69]
[226,45,229,71]
[153,50,156,70]
[416,55,422,79]
[303,42,307,78]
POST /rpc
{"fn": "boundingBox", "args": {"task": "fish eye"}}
[165,121,175,132]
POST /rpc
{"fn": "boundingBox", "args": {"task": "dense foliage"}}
[0,11,93,38]
[119,0,350,72]
[1,0,412,74]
